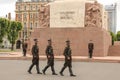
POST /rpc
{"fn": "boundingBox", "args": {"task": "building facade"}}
[116,2,120,33]
[105,4,117,33]
[15,0,53,41]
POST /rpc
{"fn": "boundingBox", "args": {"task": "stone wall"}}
[27,27,111,57]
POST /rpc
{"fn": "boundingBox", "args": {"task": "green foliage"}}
[16,22,22,31]
[0,18,22,50]
[110,31,117,45]
[116,31,120,41]
[8,21,17,44]
[7,21,22,50]
[0,18,8,44]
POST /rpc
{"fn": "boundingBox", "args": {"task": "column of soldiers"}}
[28,39,94,77]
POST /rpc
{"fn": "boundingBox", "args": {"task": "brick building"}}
[15,0,53,41]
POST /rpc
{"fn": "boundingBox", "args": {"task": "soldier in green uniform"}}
[88,41,94,58]
[28,39,42,74]
[60,40,76,77]
[42,39,57,75]
[22,40,28,56]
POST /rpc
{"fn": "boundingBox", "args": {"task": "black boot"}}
[28,70,32,74]
[52,73,57,75]
[69,67,76,77]
[28,63,34,74]
[37,72,42,74]
[59,72,64,76]
[51,66,57,75]
[60,66,66,76]
[42,69,46,75]
[70,74,76,77]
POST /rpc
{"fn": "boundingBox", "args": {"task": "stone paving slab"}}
[0,60,120,80]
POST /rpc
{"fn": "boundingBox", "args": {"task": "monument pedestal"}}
[28,27,111,57]
[27,0,111,57]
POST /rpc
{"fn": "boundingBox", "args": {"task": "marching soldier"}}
[42,39,57,75]
[60,40,76,77]
[88,40,94,58]
[28,39,42,74]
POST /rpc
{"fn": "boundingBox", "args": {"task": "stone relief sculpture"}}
[39,4,50,28]
[85,1,102,27]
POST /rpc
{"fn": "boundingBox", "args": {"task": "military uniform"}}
[60,40,76,77]
[22,42,28,56]
[28,39,42,74]
[42,39,57,75]
[88,43,94,58]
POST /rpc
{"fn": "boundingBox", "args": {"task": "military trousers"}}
[43,59,56,74]
[60,60,73,75]
[28,58,40,73]
[23,49,27,56]
[89,50,93,58]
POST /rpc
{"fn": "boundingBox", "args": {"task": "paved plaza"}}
[0,60,120,80]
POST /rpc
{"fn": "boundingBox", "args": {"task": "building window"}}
[30,13,32,18]
[36,13,38,18]
[24,13,27,19]
[30,5,32,10]
[30,32,31,36]
[24,31,27,38]
[18,5,20,11]
[24,22,27,30]
[36,23,37,27]
[36,5,38,10]
[24,6,26,10]
[18,14,21,19]
[30,23,32,30]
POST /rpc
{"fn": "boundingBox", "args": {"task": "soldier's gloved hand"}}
[68,57,70,60]
[48,56,51,58]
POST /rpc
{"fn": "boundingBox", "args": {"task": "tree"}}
[110,31,117,45]
[0,18,8,47]
[7,21,22,50]
[116,31,120,41]
[16,22,22,31]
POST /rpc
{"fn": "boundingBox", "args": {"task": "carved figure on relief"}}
[39,4,50,28]
[85,1,102,27]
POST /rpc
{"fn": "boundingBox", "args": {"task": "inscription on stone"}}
[60,11,75,20]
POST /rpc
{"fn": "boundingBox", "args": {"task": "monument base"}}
[28,27,111,57]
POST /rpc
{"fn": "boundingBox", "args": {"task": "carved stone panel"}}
[39,4,50,28]
[85,1,102,27]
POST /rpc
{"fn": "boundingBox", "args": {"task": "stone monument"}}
[28,0,111,57]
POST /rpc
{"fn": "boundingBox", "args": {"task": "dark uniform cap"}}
[66,40,70,43]
[48,39,52,42]
[34,39,38,42]
[90,40,92,41]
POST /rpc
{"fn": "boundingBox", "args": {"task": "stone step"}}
[108,45,120,56]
